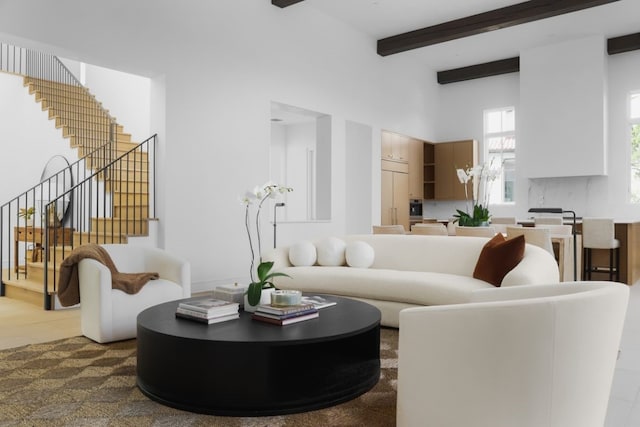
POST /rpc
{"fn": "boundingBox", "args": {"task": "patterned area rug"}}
[0,328,398,426]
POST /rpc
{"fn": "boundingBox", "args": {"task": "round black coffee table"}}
[136,295,381,416]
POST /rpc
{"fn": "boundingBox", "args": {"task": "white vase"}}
[244,288,275,313]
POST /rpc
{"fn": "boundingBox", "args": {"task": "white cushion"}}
[288,241,317,266]
[345,241,375,268]
[316,237,346,266]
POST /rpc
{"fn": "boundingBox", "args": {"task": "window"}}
[630,92,640,203]
[484,107,515,203]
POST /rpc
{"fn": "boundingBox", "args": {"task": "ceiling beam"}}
[437,57,520,84]
[272,0,304,8]
[608,32,640,55]
[377,0,620,56]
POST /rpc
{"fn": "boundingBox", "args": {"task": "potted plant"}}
[453,160,500,227]
[241,182,293,310]
[246,261,290,307]
[18,207,36,226]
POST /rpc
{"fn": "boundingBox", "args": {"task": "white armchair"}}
[78,244,191,343]
[397,282,629,427]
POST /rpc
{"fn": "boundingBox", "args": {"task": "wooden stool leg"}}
[609,249,614,281]
[615,247,620,282]
[584,248,591,281]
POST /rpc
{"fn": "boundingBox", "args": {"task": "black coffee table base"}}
[136,297,381,416]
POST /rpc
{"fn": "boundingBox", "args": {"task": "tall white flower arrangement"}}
[240,182,292,282]
[454,158,501,226]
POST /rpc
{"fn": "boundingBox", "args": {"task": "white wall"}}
[83,63,151,143]
[520,36,608,178]
[345,121,374,234]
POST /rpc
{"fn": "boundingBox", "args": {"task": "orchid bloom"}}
[456,169,470,184]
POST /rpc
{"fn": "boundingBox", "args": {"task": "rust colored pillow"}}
[473,234,525,286]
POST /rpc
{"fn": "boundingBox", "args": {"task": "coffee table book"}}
[256,303,315,316]
[176,311,240,325]
[252,311,319,325]
[300,295,337,309]
[253,307,318,320]
[178,297,239,317]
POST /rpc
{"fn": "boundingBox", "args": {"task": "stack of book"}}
[175,297,240,324]
[252,303,319,325]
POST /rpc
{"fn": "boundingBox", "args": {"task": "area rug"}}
[0,327,398,426]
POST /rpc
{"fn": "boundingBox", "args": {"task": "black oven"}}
[409,200,422,217]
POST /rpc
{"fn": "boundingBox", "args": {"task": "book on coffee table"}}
[176,311,240,324]
[300,295,337,309]
[252,311,319,325]
[255,303,315,316]
[178,297,239,317]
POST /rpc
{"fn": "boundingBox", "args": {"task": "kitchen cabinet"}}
[381,131,409,163]
[434,140,477,200]
[423,142,435,200]
[381,160,409,231]
[408,138,424,199]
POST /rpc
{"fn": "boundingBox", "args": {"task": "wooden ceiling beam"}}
[377,0,620,56]
[437,57,520,84]
[272,0,304,8]
[608,32,640,55]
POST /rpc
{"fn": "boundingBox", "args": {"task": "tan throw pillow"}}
[473,234,525,286]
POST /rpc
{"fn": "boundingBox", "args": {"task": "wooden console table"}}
[14,226,74,272]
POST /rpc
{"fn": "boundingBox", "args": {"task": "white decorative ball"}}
[345,241,375,268]
[288,241,317,266]
[316,237,347,266]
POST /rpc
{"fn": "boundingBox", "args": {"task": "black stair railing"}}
[0,135,156,309]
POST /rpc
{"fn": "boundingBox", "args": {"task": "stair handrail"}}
[0,135,155,308]
[41,134,156,308]
[0,138,118,292]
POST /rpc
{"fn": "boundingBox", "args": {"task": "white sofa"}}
[397,282,629,427]
[265,234,560,327]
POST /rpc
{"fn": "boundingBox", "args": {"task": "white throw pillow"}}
[316,237,347,266]
[345,241,375,268]
[288,241,317,266]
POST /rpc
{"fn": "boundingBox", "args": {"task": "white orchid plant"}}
[240,182,293,306]
[454,158,501,226]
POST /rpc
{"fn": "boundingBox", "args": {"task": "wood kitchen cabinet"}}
[408,138,424,199]
[423,142,435,200]
[381,130,409,163]
[381,160,409,231]
[434,139,477,200]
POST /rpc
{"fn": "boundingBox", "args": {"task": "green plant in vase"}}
[246,261,290,306]
[18,207,36,225]
[454,204,490,227]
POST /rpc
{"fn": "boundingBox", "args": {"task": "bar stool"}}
[582,218,620,281]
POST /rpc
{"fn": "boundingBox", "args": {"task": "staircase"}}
[0,43,156,309]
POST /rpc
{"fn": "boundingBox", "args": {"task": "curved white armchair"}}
[397,282,629,427]
[78,244,191,343]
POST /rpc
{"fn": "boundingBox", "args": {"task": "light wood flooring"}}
[0,297,80,350]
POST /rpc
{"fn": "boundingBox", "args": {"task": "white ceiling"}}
[304,0,640,71]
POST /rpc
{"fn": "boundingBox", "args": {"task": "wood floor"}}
[0,297,80,350]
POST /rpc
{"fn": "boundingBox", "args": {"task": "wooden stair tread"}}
[2,273,56,295]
